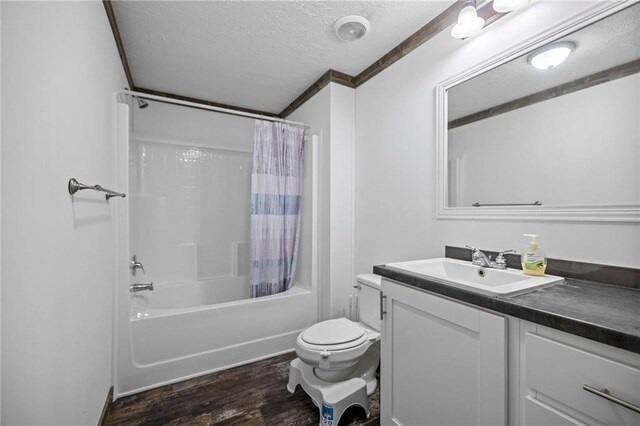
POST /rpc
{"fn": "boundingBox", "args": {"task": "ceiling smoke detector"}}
[334,15,370,41]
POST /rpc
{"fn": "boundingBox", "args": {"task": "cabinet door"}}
[380,279,506,426]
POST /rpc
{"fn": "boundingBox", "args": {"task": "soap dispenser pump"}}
[521,234,547,276]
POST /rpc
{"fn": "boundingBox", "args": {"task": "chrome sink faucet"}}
[466,246,516,270]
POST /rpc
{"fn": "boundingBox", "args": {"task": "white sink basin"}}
[386,257,563,296]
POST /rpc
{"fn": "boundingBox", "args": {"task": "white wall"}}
[289,82,356,320]
[449,73,640,207]
[1,2,126,424]
[289,86,332,319]
[329,84,356,318]
[0,1,3,418]
[355,0,640,277]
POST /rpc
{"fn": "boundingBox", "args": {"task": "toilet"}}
[287,274,382,425]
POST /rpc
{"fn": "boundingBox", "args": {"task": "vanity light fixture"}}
[528,41,576,70]
[450,1,485,39]
[492,0,529,13]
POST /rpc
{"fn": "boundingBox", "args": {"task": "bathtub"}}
[117,279,315,396]
[130,276,252,317]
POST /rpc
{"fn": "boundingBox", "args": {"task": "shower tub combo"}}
[114,98,317,396]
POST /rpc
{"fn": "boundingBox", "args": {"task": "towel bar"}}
[472,201,541,207]
[68,178,126,200]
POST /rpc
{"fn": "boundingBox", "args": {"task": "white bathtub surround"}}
[250,120,306,297]
[129,137,253,290]
[130,277,250,317]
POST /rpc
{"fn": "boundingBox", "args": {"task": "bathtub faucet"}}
[130,254,145,276]
[129,282,154,292]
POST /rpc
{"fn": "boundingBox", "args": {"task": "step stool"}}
[287,357,370,426]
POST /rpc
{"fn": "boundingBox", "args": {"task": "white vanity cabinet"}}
[380,278,507,426]
[520,326,640,426]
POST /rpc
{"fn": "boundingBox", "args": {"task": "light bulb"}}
[528,42,576,70]
[451,4,485,39]
[492,0,528,13]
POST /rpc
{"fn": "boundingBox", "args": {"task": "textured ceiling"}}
[449,2,640,120]
[113,1,452,114]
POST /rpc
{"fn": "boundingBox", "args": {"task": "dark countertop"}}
[373,264,640,354]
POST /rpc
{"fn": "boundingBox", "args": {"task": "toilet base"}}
[297,339,380,394]
[287,358,370,426]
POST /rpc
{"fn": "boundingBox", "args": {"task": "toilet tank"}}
[356,274,382,331]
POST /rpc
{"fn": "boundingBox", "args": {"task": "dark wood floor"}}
[107,352,380,425]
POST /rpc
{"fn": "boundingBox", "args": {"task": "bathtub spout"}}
[130,282,154,292]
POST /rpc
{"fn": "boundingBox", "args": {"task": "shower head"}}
[133,96,149,109]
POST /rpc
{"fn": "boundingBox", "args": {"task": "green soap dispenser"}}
[521,234,547,276]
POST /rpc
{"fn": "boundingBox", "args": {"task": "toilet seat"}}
[295,318,381,373]
[300,318,368,351]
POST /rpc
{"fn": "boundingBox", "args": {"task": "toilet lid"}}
[301,318,365,346]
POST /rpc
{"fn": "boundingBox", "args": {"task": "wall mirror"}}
[436,1,639,222]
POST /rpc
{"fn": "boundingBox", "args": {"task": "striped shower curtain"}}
[250,120,305,298]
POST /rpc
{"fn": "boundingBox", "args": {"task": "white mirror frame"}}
[436,0,640,223]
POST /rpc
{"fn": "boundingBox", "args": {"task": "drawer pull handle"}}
[583,384,640,414]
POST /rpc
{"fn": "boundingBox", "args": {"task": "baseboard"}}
[98,386,114,426]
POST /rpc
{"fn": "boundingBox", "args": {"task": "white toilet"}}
[287,274,382,425]
[294,273,382,393]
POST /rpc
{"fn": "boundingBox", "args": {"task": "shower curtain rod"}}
[122,89,309,128]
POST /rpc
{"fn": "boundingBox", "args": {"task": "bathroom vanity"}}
[375,250,640,426]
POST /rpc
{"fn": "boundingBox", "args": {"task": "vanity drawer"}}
[524,396,583,426]
[525,333,640,425]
